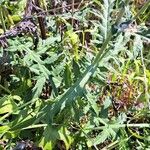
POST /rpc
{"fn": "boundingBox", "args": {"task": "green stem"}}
[133,0,150,20]
[0,84,11,94]
[0,6,6,32]
[85,123,150,130]
[140,48,150,109]
[22,124,47,130]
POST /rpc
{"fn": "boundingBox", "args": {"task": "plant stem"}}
[140,48,150,109]
[0,84,11,94]
[85,123,150,130]
[133,0,150,20]
[0,7,6,32]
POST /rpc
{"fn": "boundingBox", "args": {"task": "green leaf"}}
[87,129,109,147]
[10,116,36,131]
[32,76,46,98]
[73,59,81,80]
[64,63,72,88]
[39,138,53,150]
[46,32,112,122]
[39,125,59,150]
[133,34,143,59]
[0,125,10,134]
[0,96,17,114]
[59,127,73,150]
[103,96,112,109]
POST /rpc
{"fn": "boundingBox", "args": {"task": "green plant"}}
[0,0,150,149]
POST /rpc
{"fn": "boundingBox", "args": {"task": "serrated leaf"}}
[44,31,112,122]
[32,76,46,98]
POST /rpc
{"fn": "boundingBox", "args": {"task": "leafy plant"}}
[0,0,150,149]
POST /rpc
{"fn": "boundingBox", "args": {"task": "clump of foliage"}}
[0,0,150,149]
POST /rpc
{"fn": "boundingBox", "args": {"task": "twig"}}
[71,0,75,26]
[34,0,46,40]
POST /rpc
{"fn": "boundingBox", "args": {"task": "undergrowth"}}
[0,0,150,149]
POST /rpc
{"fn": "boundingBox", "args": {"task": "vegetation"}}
[0,0,150,149]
